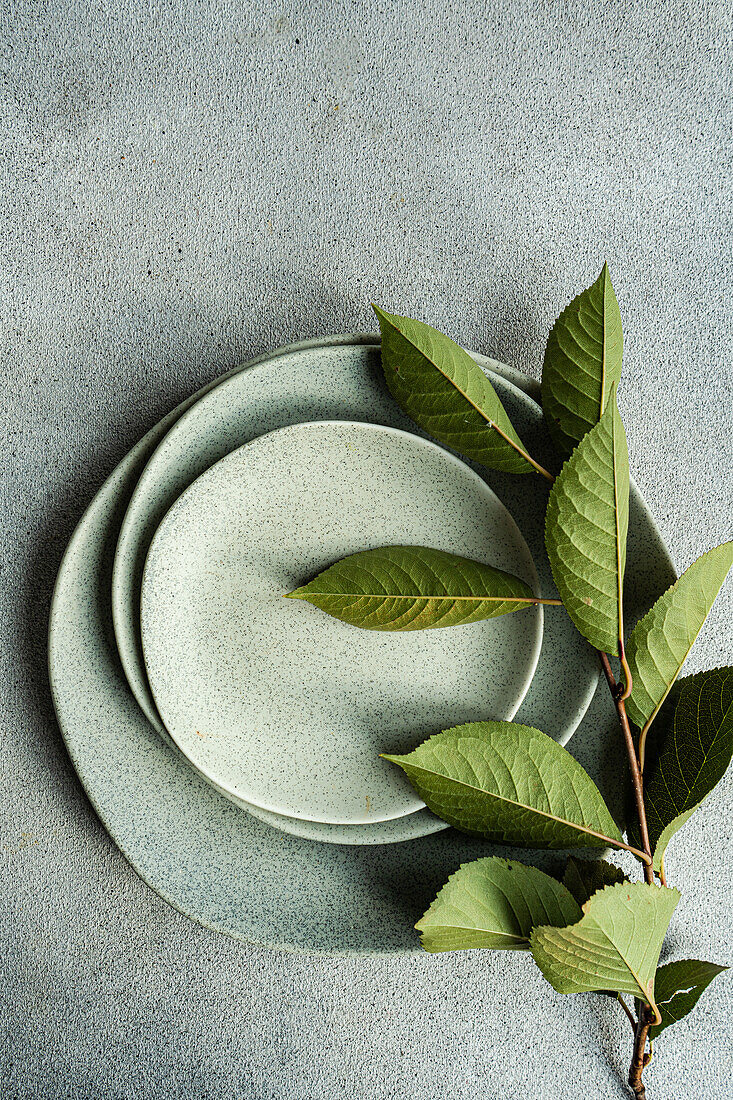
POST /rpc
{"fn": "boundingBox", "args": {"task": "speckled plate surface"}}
[140,420,542,826]
[49,338,678,952]
[114,341,599,750]
[112,338,598,845]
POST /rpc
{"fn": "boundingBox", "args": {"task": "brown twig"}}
[628,1008,653,1098]
[598,652,654,887]
[599,650,658,1097]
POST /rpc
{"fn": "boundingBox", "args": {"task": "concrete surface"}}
[2,1,732,1097]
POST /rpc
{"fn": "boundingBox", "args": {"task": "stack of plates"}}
[49,335,677,953]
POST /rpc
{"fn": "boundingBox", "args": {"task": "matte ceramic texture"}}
[49,348,678,952]
[114,341,599,750]
[112,335,448,846]
[112,335,586,844]
[111,335,546,844]
[112,335,380,738]
[140,420,542,825]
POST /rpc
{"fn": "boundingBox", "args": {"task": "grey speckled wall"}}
[2,2,732,1097]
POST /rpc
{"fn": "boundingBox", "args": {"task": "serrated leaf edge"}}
[644,665,733,867]
[541,263,623,452]
[384,734,649,862]
[543,393,629,655]
[629,543,733,769]
[374,305,553,481]
[414,858,573,948]
[531,882,681,1019]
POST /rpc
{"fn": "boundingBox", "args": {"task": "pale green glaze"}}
[49,338,678,952]
[140,420,542,826]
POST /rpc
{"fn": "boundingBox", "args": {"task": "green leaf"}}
[647,959,728,1037]
[544,394,629,654]
[530,883,680,1016]
[626,542,733,762]
[373,306,551,479]
[286,545,555,630]
[562,856,627,907]
[632,668,733,870]
[416,857,581,953]
[542,263,623,454]
[383,721,640,856]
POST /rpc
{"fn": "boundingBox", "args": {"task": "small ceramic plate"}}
[113,337,452,845]
[140,420,542,826]
[49,342,678,952]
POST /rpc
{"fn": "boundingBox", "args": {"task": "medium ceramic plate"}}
[114,339,597,843]
[113,340,593,843]
[140,420,542,826]
[49,341,678,951]
[114,343,599,747]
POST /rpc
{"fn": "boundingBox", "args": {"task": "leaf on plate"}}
[286,545,557,630]
[373,306,551,479]
[383,721,641,856]
[630,667,733,870]
[646,959,728,1038]
[562,856,628,908]
[626,541,733,763]
[541,263,623,454]
[544,393,629,654]
[415,856,581,953]
[530,882,680,1016]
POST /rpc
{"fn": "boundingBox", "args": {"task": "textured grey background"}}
[2,1,732,1097]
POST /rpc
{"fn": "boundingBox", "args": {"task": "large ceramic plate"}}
[140,420,542,825]
[49,338,678,953]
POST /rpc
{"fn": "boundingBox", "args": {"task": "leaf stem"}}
[598,651,654,887]
[617,994,638,1033]
[619,639,633,701]
[613,839,653,866]
[638,722,652,775]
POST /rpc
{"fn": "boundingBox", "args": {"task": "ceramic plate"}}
[140,420,542,825]
[115,343,599,746]
[50,341,678,951]
[113,339,598,844]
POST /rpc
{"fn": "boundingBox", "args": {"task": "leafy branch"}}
[286,268,732,1097]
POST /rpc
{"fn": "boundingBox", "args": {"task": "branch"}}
[628,1007,653,1099]
[599,650,657,1098]
[598,651,654,886]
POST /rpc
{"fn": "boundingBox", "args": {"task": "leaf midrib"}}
[641,622,716,740]
[599,268,609,417]
[611,401,625,652]
[393,753,627,852]
[540,921,655,1010]
[593,922,654,1009]
[383,313,544,476]
[293,591,550,604]
[425,923,526,945]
